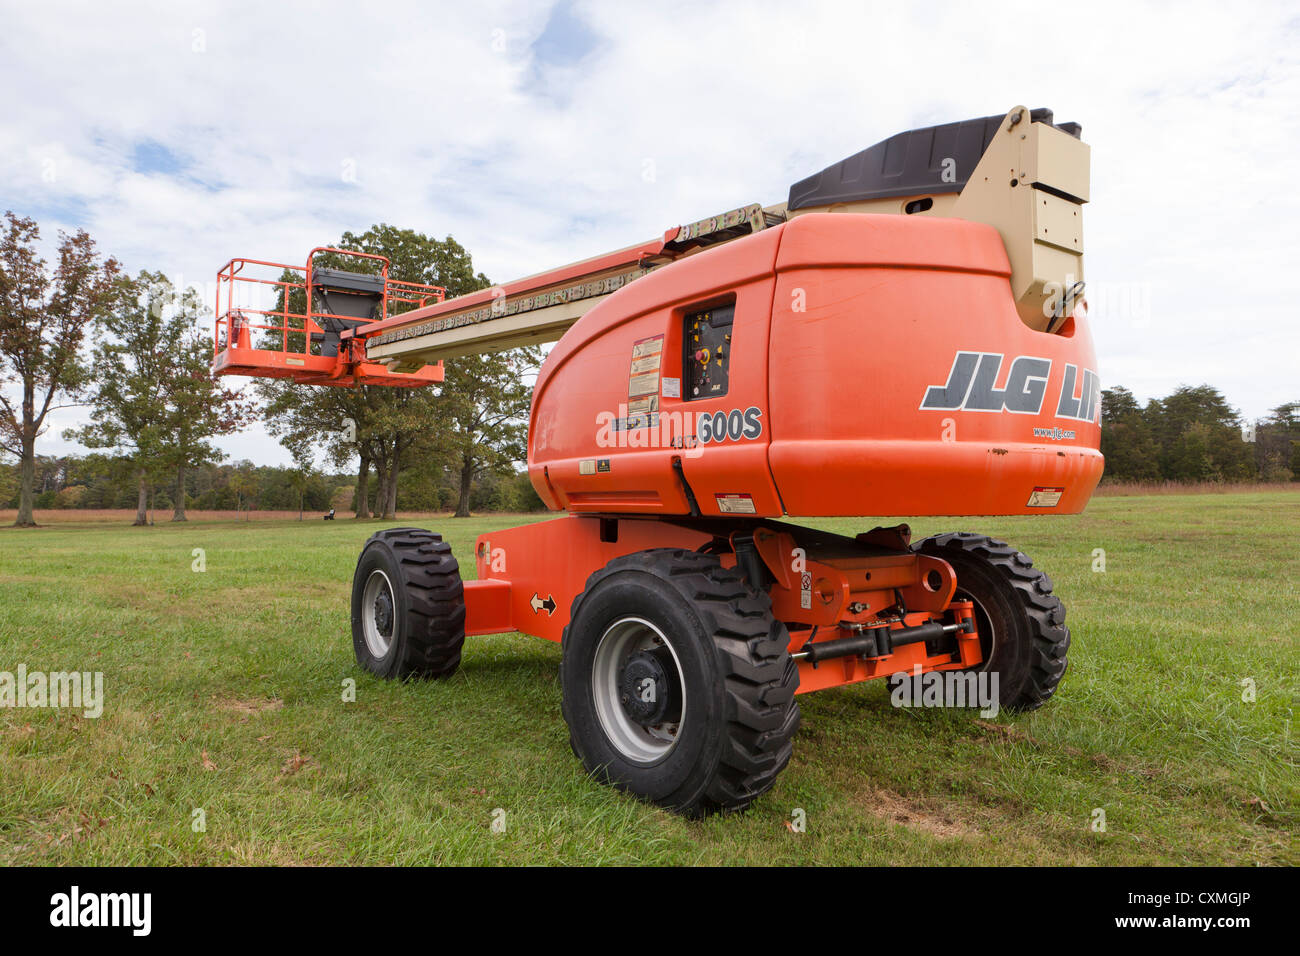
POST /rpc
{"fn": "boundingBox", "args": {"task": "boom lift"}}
[215,105,1102,815]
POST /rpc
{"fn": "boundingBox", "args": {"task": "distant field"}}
[0,509,542,525]
[4,479,1295,524]
[0,492,1295,865]
[1093,481,1300,497]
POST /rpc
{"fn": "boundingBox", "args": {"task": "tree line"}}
[1101,386,1298,483]
[0,454,543,519]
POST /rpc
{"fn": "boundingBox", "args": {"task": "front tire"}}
[351,528,465,680]
[913,532,1070,711]
[560,548,800,816]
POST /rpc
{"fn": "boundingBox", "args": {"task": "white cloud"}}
[2,0,1297,468]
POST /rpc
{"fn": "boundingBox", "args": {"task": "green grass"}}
[1,493,1295,865]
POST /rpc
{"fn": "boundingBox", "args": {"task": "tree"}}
[1255,401,1299,481]
[0,460,16,506]
[286,457,320,521]
[72,273,249,523]
[261,382,375,515]
[55,485,88,508]
[156,280,250,521]
[67,273,173,524]
[1148,385,1254,481]
[1100,386,1160,482]
[435,349,540,516]
[1101,385,1141,421]
[332,225,540,517]
[335,224,490,300]
[228,462,257,519]
[258,223,496,519]
[0,212,119,526]
[1164,421,1218,481]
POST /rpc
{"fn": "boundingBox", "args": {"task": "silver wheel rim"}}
[591,616,686,764]
[362,569,396,658]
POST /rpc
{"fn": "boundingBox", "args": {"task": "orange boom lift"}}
[215,105,1102,814]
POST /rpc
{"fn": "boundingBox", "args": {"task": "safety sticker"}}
[715,493,756,514]
[662,376,681,399]
[631,336,663,359]
[627,395,659,416]
[1027,486,1064,508]
[580,458,612,476]
[628,372,660,397]
[630,354,661,376]
[612,413,659,432]
[629,334,664,398]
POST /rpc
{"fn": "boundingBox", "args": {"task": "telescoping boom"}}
[213,105,1088,387]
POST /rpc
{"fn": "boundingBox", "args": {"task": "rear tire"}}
[913,532,1069,711]
[351,528,465,680]
[560,548,800,816]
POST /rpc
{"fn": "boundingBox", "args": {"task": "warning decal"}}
[1027,486,1065,508]
[629,335,664,399]
[627,395,658,416]
[715,493,756,515]
[631,336,663,359]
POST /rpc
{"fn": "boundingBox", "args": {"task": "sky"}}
[1,0,1297,469]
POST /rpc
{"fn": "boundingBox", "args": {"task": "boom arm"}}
[213,104,1088,386]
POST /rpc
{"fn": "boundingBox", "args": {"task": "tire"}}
[351,528,465,680]
[913,532,1069,711]
[560,548,800,816]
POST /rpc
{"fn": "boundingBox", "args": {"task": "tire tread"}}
[915,532,1070,711]
[362,528,465,679]
[561,547,800,815]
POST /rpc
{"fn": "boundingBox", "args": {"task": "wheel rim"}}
[362,569,396,658]
[591,616,686,764]
[956,589,997,670]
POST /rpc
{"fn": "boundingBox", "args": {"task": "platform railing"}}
[213,248,446,367]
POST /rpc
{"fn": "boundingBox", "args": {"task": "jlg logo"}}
[921,352,1051,414]
[921,352,1099,423]
[1054,363,1101,423]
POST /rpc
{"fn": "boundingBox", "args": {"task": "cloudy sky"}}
[2,0,1296,468]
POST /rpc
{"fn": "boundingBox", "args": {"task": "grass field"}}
[1,493,1295,865]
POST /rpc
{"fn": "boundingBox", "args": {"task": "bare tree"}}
[0,212,119,526]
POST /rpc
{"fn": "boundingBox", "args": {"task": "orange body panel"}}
[769,215,1101,514]
[529,213,1103,518]
[530,227,785,516]
[466,515,714,643]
